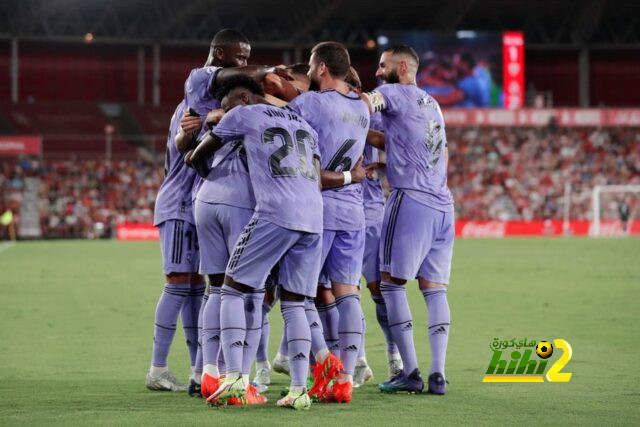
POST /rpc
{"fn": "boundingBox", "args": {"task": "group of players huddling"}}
[147,28,454,410]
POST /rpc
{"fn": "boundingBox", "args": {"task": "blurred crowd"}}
[0,158,163,239]
[448,127,640,220]
[1,126,638,239]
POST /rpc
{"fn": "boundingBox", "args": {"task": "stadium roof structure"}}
[0,0,638,49]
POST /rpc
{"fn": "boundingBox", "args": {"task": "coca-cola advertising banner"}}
[442,108,640,127]
[0,135,42,156]
[456,220,640,237]
[117,221,640,241]
[116,223,159,240]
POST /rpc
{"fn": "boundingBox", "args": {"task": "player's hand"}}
[273,66,294,81]
[351,157,365,183]
[180,111,202,134]
[205,109,224,128]
[365,162,380,180]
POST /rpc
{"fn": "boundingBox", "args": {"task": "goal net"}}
[590,185,640,236]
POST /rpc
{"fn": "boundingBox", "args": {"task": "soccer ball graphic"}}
[536,341,554,359]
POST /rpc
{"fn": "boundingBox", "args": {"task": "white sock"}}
[257,360,270,370]
[357,356,368,365]
[276,352,289,361]
[388,352,402,362]
[315,348,330,363]
[337,373,353,384]
[225,372,240,382]
[149,365,168,377]
[242,374,250,386]
[204,364,219,378]
[289,385,305,395]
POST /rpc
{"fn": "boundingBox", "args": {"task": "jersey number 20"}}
[263,127,317,180]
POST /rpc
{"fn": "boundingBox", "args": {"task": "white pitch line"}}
[0,241,16,254]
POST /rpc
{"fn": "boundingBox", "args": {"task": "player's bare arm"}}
[205,109,224,127]
[175,110,202,153]
[367,129,385,151]
[314,158,322,191]
[320,157,365,189]
[186,132,223,177]
[262,73,299,102]
[214,66,293,90]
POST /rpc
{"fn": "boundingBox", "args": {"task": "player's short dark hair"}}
[286,63,310,76]
[215,74,265,101]
[459,51,476,68]
[345,66,362,90]
[384,45,420,66]
[311,41,351,79]
[211,29,250,48]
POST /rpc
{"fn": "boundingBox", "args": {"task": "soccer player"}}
[148,28,258,395]
[175,30,296,402]
[253,63,311,390]
[287,42,369,403]
[363,45,454,395]
[147,99,203,393]
[361,111,404,383]
[162,28,253,398]
[188,74,328,410]
[343,66,378,387]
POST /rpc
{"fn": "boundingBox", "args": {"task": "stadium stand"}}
[1,124,637,239]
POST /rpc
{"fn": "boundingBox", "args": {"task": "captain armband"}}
[365,90,387,113]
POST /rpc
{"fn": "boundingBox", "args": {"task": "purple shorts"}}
[379,190,454,284]
[158,219,199,275]
[226,218,322,298]
[194,200,253,275]
[319,228,365,288]
[362,221,382,284]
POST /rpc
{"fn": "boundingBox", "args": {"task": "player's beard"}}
[308,75,321,92]
[383,70,400,84]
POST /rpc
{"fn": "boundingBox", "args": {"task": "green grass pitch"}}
[1,238,639,425]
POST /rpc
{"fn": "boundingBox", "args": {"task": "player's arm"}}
[214,66,293,91]
[320,157,365,189]
[314,157,322,191]
[185,131,223,177]
[367,129,385,151]
[264,94,288,107]
[175,108,202,153]
[262,73,300,102]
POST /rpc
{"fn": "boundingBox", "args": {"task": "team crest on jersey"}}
[417,95,437,111]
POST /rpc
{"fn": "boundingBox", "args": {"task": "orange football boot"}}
[244,383,268,404]
[308,353,343,398]
[321,380,352,403]
[200,372,220,398]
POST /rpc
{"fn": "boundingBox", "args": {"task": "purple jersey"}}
[183,66,255,208]
[195,139,255,209]
[362,144,384,226]
[154,101,198,226]
[288,90,369,231]
[369,84,453,212]
[369,111,384,132]
[184,66,222,116]
[212,104,323,234]
[183,66,222,203]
